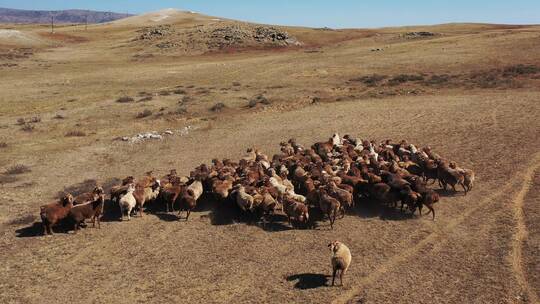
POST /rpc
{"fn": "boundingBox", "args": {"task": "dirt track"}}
[1,13,540,304]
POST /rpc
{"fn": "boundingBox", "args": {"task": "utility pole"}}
[85,14,88,31]
[51,15,55,34]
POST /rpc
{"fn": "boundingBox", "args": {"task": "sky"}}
[0,1,539,28]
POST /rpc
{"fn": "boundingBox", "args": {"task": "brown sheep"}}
[319,188,342,230]
[282,197,309,228]
[40,193,74,235]
[437,160,466,193]
[68,194,105,233]
[74,186,104,205]
[449,161,475,193]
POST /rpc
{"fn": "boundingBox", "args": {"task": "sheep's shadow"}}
[15,221,72,238]
[153,212,181,222]
[435,188,465,198]
[286,273,329,289]
[355,198,414,221]
[15,222,43,237]
[99,199,122,222]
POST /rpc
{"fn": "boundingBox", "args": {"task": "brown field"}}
[1,10,539,304]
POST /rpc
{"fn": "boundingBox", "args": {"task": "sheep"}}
[437,160,466,193]
[282,196,309,228]
[328,241,352,287]
[418,191,439,220]
[160,183,185,212]
[74,186,104,205]
[118,184,136,221]
[68,193,105,233]
[232,184,254,213]
[177,180,203,220]
[319,188,342,229]
[450,161,475,193]
[133,179,161,216]
[327,182,354,209]
[40,193,74,236]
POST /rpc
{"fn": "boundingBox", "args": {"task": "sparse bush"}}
[502,64,540,77]
[181,96,193,103]
[388,74,424,86]
[248,95,271,108]
[5,164,31,175]
[312,96,321,104]
[423,74,451,86]
[29,116,41,123]
[136,109,153,118]
[232,82,241,87]
[138,96,153,102]
[248,99,259,108]
[16,118,25,125]
[173,89,187,95]
[65,130,87,137]
[53,113,65,119]
[21,124,34,132]
[210,102,226,112]
[169,107,188,115]
[159,90,171,96]
[0,142,7,148]
[351,74,387,86]
[67,98,77,102]
[116,96,134,103]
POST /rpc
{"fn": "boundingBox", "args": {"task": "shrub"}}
[232,82,241,87]
[502,64,540,77]
[136,109,153,118]
[351,74,387,86]
[16,118,25,125]
[248,99,259,108]
[53,113,65,119]
[5,164,31,175]
[173,89,187,95]
[65,130,87,137]
[388,74,424,86]
[116,96,134,103]
[29,116,41,123]
[0,142,7,148]
[159,90,171,96]
[423,74,451,86]
[138,96,153,102]
[210,102,226,112]
[21,124,34,132]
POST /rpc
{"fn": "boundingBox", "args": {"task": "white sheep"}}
[118,184,136,221]
[232,185,254,212]
[187,180,203,201]
[331,133,343,147]
[328,241,352,286]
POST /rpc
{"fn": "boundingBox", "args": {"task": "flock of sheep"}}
[38,133,475,286]
[39,133,475,236]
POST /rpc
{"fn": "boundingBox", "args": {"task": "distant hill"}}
[0,7,133,24]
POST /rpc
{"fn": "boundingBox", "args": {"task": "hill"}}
[0,7,132,24]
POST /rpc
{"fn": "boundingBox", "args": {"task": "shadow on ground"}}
[286,273,330,289]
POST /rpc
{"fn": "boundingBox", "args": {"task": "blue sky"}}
[1,1,539,28]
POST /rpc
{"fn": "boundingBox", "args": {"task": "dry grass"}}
[116,96,135,103]
[5,164,31,175]
[65,130,87,137]
[136,109,153,118]
[210,102,226,112]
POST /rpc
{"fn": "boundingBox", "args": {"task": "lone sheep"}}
[328,240,352,287]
